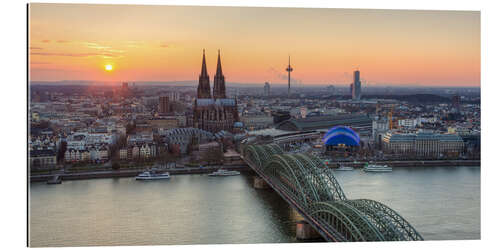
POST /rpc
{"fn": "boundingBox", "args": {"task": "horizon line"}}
[29,80,481,88]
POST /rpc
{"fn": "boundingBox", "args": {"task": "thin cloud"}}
[125,41,143,48]
[267,67,302,84]
[84,42,111,50]
[106,49,124,53]
[30,61,51,64]
[31,52,120,58]
[82,41,125,58]
[30,67,82,72]
[160,44,169,48]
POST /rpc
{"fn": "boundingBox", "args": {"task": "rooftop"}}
[276,114,372,131]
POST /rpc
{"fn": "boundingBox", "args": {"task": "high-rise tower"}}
[159,96,170,114]
[213,50,226,99]
[264,82,271,96]
[352,70,361,100]
[197,49,211,98]
[286,56,293,97]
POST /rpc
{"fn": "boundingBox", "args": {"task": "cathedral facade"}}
[192,50,239,133]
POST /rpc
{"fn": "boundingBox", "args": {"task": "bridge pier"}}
[253,176,270,189]
[296,220,322,240]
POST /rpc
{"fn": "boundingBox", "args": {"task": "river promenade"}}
[336,159,480,168]
[30,165,251,183]
[30,159,479,183]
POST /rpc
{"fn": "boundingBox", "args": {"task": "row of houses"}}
[119,143,159,160]
[30,149,57,169]
[64,146,109,163]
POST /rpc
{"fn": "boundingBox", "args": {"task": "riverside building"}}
[382,132,464,157]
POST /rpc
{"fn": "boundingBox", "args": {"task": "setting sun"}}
[105,64,113,71]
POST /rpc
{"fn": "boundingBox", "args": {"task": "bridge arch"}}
[310,200,423,241]
[293,153,346,201]
[241,143,423,242]
[263,154,311,204]
[344,199,424,241]
[242,144,283,169]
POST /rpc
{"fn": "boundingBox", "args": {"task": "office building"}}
[159,96,170,114]
[351,70,361,100]
[264,82,271,96]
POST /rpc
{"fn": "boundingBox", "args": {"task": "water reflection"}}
[29,167,480,246]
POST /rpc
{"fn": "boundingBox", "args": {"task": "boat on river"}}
[363,164,392,172]
[136,169,171,180]
[336,165,354,171]
[208,169,240,177]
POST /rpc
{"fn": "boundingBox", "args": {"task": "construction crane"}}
[388,104,396,130]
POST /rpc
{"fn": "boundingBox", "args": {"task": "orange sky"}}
[29,4,480,87]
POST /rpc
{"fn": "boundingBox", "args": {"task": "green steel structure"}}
[242,144,423,242]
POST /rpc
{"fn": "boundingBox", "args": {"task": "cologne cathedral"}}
[192,50,239,133]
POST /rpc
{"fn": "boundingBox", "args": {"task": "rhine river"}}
[29,166,480,247]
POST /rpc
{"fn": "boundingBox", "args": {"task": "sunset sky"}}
[29,4,480,87]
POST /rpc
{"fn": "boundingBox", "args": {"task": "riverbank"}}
[29,165,252,183]
[30,159,480,183]
[333,159,480,168]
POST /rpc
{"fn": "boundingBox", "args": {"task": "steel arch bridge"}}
[242,144,423,242]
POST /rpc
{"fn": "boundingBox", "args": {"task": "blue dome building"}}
[233,122,244,128]
[322,126,360,147]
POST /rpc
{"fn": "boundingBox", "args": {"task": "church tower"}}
[213,49,226,99]
[197,49,211,98]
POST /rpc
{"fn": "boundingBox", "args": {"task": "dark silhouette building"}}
[159,96,170,114]
[213,50,226,99]
[452,95,461,112]
[121,82,130,97]
[351,70,361,100]
[197,50,211,99]
[192,50,239,133]
[272,110,291,124]
[264,82,271,96]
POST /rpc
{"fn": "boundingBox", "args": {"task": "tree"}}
[158,150,178,168]
[57,141,67,161]
[186,136,199,154]
[169,143,181,157]
[112,162,120,170]
[202,147,223,165]
[126,122,136,135]
[109,135,127,161]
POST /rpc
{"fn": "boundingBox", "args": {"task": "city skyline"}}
[29,4,480,87]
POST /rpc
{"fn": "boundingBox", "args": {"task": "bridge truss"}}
[242,144,423,242]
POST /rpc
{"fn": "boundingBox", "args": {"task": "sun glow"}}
[105,64,113,71]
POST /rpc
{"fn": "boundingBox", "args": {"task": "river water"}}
[29,166,480,247]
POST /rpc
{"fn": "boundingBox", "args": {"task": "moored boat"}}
[336,165,354,171]
[363,164,392,172]
[136,169,171,180]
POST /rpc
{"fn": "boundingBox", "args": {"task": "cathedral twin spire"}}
[197,49,211,98]
[197,49,226,99]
